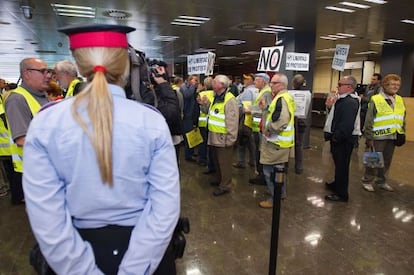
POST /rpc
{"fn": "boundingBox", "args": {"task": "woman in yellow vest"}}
[362,74,406,192]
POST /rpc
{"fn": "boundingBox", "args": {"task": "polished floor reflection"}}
[1,129,413,274]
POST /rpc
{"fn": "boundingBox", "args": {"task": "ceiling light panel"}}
[355,51,378,55]
[320,36,337,40]
[340,2,370,9]
[401,19,414,25]
[325,6,355,13]
[171,15,210,27]
[363,0,387,4]
[51,3,96,18]
[218,40,246,46]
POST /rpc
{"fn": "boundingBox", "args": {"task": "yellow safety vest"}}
[208,92,235,134]
[198,90,214,128]
[0,98,10,156]
[265,92,296,148]
[252,86,271,132]
[65,78,81,98]
[7,87,41,172]
[371,94,405,137]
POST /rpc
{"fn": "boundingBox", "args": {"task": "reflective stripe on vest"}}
[0,100,10,156]
[198,90,214,127]
[65,78,81,98]
[207,92,235,134]
[265,92,296,148]
[371,94,405,137]
[252,86,271,132]
[7,87,42,172]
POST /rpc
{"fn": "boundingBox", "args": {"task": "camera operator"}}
[150,63,183,162]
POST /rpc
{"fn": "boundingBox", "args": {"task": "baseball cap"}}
[254,73,270,83]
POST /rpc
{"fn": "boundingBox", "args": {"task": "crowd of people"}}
[0,22,408,274]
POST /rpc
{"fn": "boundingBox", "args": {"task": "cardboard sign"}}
[257,46,284,72]
[285,52,310,71]
[331,44,350,71]
[187,52,215,75]
[288,90,312,119]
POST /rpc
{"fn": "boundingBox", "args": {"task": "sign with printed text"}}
[257,46,284,72]
[288,90,312,119]
[285,52,310,71]
[187,52,216,75]
[331,44,350,71]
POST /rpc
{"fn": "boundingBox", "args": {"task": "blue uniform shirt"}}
[23,84,180,274]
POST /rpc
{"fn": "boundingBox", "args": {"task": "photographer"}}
[150,63,183,162]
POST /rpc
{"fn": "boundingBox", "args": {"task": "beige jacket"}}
[202,92,239,147]
[260,90,292,165]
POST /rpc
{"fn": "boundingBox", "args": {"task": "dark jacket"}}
[155,82,183,136]
[331,94,359,144]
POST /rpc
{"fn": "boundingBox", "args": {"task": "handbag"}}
[394,133,406,147]
[362,147,384,168]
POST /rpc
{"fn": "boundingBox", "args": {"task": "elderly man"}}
[54,60,83,97]
[5,58,50,204]
[258,73,295,208]
[248,73,273,185]
[200,75,239,196]
[324,75,360,202]
[361,74,406,192]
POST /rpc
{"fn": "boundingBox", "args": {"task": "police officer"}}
[23,24,180,274]
[361,74,406,192]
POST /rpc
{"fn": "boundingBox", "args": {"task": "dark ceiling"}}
[1,0,414,80]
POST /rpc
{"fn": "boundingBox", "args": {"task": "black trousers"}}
[10,171,24,204]
[77,225,176,275]
[330,140,354,198]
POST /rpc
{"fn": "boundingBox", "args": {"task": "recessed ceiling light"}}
[336,33,356,37]
[401,19,414,25]
[379,40,394,44]
[328,34,347,39]
[51,3,95,18]
[363,0,387,4]
[320,36,337,40]
[387,39,403,43]
[178,15,210,22]
[171,22,200,27]
[325,6,355,13]
[340,2,370,9]
[241,51,260,55]
[355,51,378,55]
[256,30,278,34]
[57,12,95,18]
[218,40,246,46]
[218,56,237,60]
[171,15,210,27]
[370,41,384,45]
[268,25,294,30]
[153,35,179,42]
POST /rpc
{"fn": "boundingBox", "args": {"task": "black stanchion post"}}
[268,164,285,275]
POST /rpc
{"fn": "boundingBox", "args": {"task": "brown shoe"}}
[259,200,273,208]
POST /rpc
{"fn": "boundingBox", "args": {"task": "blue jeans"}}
[263,164,286,202]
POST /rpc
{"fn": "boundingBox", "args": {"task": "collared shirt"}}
[23,84,180,275]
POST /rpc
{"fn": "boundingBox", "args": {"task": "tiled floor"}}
[1,129,413,274]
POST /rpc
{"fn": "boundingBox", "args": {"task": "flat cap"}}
[58,24,136,50]
[254,73,270,83]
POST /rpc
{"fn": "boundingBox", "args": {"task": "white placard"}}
[187,52,215,75]
[257,46,284,72]
[288,90,312,119]
[331,44,350,71]
[285,52,310,71]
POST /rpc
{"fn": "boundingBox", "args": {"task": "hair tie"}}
[93,65,106,73]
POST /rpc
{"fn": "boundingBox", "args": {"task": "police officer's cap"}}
[58,24,136,50]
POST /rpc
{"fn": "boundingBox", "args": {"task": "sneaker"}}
[259,200,273,208]
[378,183,394,192]
[362,183,375,192]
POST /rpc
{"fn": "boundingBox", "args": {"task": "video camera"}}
[147,59,169,85]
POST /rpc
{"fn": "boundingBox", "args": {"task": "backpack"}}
[125,45,156,106]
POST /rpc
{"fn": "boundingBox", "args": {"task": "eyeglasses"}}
[337,83,351,87]
[26,68,52,75]
[270,81,282,85]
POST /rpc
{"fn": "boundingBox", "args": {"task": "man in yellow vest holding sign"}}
[258,73,296,208]
[199,75,239,196]
[5,58,50,204]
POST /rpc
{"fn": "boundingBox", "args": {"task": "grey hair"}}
[55,60,78,77]
[344,75,357,89]
[274,73,288,87]
[214,74,230,89]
